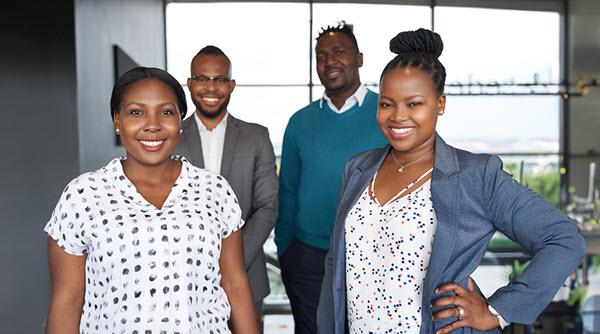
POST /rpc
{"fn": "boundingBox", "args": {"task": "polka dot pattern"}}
[44,157,243,334]
[345,172,437,334]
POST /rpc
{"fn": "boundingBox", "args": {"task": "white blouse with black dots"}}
[345,170,437,334]
[44,157,243,334]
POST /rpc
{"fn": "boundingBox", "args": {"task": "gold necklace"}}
[390,149,433,173]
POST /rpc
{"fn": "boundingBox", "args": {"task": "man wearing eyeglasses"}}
[175,45,278,330]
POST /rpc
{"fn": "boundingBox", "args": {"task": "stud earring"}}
[115,128,120,134]
[179,129,183,134]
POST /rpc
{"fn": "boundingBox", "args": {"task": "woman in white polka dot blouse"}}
[317,29,585,334]
[44,67,259,334]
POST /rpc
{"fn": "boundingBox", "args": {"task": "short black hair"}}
[381,28,446,95]
[193,45,231,63]
[316,21,359,52]
[110,67,187,120]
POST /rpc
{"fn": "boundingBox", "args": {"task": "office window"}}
[166,2,563,226]
[435,7,561,206]
[166,3,310,85]
[312,4,431,87]
[166,6,563,328]
[167,2,431,156]
[436,7,560,84]
[438,96,559,153]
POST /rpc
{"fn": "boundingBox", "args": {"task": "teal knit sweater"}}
[275,90,387,256]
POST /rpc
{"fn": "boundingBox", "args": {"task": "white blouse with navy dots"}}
[44,156,243,334]
[345,169,437,334]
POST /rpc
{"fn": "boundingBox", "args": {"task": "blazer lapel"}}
[181,116,205,168]
[338,147,390,220]
[423,134,460,306]
[220,115,239,178]
[332,148,389,326]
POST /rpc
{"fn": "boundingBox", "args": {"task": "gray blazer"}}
[317,135,585,334]
[175,114,279,301]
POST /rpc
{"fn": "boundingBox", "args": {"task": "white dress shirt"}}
[195,112,228,174]
[320,84,368,114]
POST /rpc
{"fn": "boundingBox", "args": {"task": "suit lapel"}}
[220,115,239,179]
[422,134,460,306]
[332,148,389,323]
[423,170,459,301]
[332,166,368,329]
[182,116,205,168]
[332,169,368,290]
[337,147,390,223]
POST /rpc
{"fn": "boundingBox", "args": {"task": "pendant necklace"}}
[390,149,433,173]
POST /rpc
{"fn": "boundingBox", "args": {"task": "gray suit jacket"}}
[175,114,279,301]
[317,135,585,333]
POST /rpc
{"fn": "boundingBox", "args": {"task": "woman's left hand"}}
[432,277,500,334]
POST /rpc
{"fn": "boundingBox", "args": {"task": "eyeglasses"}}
[190,75,232,86]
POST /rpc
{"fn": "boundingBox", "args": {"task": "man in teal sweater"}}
[275,22,387,333]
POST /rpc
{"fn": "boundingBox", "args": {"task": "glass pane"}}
[471,265,511,299]
[311,85,325,102]
[166,3,310,85]
[499,154,560,208]
[230,86,309,156]
[182,86,309,157]
[312,4,431,86]
[437,96,559,154]
[435,7,560,84]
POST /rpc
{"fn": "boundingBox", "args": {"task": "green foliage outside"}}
[503,162,560,208]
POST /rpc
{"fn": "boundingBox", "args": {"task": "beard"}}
[193,95,230,119]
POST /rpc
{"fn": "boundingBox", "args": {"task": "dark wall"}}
[0,0,165,332]
[0,1,79,333]
[76,0,166,172]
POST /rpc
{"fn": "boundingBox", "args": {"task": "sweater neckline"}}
[320,90,376,118]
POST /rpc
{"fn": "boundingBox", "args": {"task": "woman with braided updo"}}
[317,28,585,334]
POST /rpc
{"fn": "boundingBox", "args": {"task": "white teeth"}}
[140,140,163,147]
[202,97,219,103]
[391,128,413,134]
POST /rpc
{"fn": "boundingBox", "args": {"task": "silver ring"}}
[457,306,465,319]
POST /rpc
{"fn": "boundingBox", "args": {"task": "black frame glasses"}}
[190,75,232,86]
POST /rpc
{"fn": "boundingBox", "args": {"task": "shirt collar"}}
[319,84,368,110]
[194,112,228,133]
[106,156,191,209]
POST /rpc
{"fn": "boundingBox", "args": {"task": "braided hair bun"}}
[389,28,443,59]
[381,28,446,94]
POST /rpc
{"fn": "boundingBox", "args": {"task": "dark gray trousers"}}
[280,239,328,334]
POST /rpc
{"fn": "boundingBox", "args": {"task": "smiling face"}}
[113,78,182,167]
[377,67,446,155]
[187,54,235,120]
[315,32,363,99]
